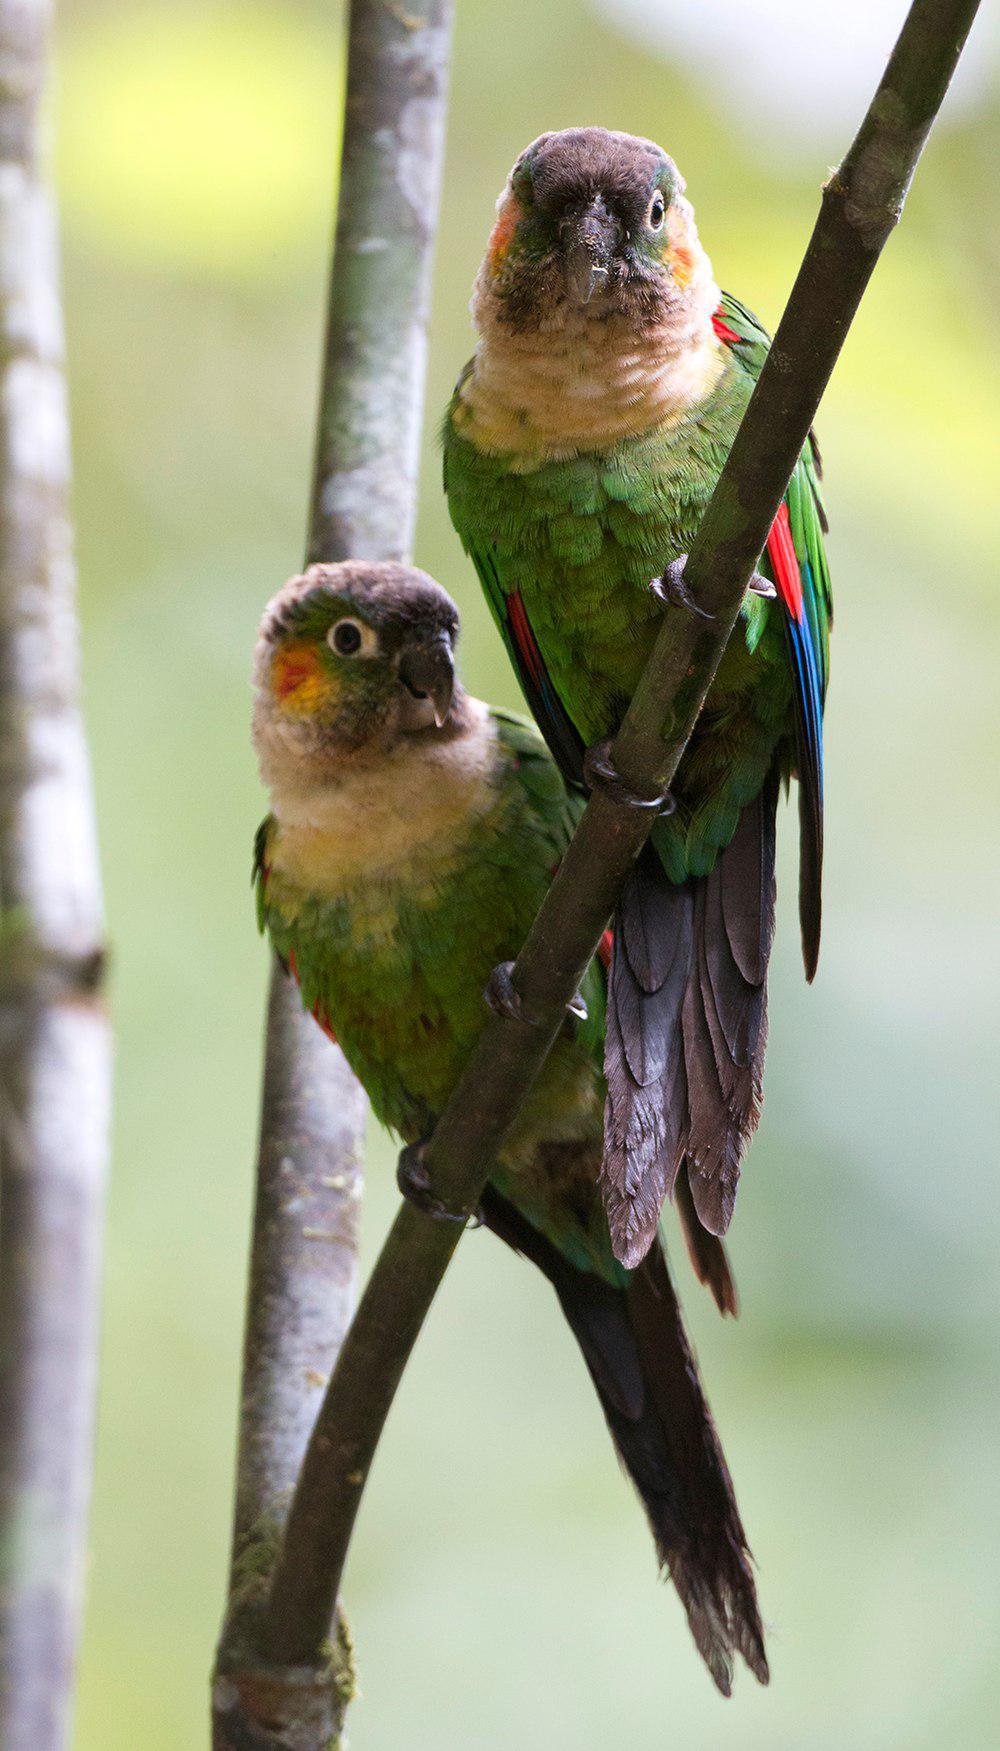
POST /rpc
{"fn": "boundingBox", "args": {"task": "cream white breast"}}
[259,699,500,897]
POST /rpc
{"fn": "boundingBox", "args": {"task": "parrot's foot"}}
[650,556,713,619]
[748,570,777,599]
[396,1141,481,1227]
[583,740,675,816]
[484,960,526,1022]
[651,556,777,612]
[485,960,588,1025]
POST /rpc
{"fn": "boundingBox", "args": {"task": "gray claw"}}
[583,739,675,816]
[485,960,586,1025]
[484,960,526,1023]
[748,570,777,599]
[650,556,714,620]
[396,1141,479,1226]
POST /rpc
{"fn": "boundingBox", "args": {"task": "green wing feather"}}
[490,707,606,1059]
[445,424,587,784]
[491,707,583,843]
[716,291,833,693]
[716,290,832,973]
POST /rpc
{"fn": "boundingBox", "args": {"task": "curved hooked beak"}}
[562,196,621,306]
[397,634,455,728]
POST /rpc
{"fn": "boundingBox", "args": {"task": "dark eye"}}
[328,617,367,656]
[647,191,666,231]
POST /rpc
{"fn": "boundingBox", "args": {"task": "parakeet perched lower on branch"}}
[444,128,832,1269]
[252,560,768,1694]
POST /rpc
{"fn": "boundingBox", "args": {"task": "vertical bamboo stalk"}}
[213,3,454,1744]
[0,1,111,1747]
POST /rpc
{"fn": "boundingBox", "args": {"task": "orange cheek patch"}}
[666,208,695,289]
[487,192,522,275]
[271,643,336,715]
[667,240,695,289]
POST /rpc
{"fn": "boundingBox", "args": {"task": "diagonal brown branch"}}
[258,0,982,1674]
[211,2,455,1746]
[0,0,112,1746]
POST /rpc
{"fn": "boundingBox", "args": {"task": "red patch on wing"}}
[507,590,545,687]
[766,501,804,621]
[712,309,741,347]
[310,1004,338,1046]
[286,948,338,1045]
[597,929,613,973]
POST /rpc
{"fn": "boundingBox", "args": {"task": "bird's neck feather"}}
[456,229,724,467]
[261,698,501,894]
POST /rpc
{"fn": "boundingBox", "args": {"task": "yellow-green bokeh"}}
[57,5,342,276]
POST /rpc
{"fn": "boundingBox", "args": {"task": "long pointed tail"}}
[603,776,778,1268]
[481,1189,768,1696]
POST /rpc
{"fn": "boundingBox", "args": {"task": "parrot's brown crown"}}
[260,561,458,652]
[514,128,680,223]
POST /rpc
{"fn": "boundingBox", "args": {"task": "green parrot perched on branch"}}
[444,129,832,1269]
[252,560,768,1694]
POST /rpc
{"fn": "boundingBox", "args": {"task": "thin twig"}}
[0,0,112,1746]
[260,0,982,1668]
[212,1,454,1745]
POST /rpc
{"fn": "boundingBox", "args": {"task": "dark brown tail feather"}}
[674,1162,739,1317]
[602,776,778,1266]
[480,1188,768,1696]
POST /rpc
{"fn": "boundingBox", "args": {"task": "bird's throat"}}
[262,701,501,896]
[455,279,726,468]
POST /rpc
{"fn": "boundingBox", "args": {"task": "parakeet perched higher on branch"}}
[444,127,832,1269]
[252,560,768,1694]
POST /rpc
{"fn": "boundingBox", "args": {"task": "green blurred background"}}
[56,0,999,1744]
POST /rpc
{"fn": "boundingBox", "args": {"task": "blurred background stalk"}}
[212,1,453,1744]
[0,0,111,1746]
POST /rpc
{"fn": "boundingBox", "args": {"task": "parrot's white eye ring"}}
[647,191,666,231]
[328,617,377,658]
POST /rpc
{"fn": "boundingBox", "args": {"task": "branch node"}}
[213,1609,355,1750]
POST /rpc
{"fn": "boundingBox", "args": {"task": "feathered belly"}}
[315,935,493,1141]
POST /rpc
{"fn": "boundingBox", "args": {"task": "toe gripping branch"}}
[484,961,588,1029]
[650,554,714,618]
[402,961,591,1231]
[396,1140,481,1227]
[582,740,675,817]
[650,553,775,617]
